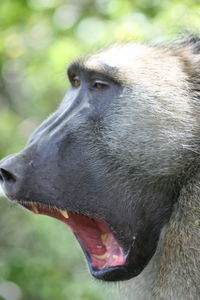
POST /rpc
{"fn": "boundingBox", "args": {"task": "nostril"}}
[0,168,16,184]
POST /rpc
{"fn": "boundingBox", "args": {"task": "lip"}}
[90,264,141,281]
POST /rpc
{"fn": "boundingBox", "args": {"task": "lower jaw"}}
[90,264,141,282]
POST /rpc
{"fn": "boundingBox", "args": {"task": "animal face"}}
[0,41,198,281]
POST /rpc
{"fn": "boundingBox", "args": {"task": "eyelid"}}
[71,75,81,87]
[93,79,109,89]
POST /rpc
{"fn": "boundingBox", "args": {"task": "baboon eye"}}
[93,80,108,89]
[71,76,81,87]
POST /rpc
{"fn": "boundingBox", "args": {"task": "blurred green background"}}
[0,0,200,299]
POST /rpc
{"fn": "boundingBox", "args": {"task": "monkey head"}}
[0,39,199,281]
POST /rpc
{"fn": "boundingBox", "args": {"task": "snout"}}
[0,154,26,200]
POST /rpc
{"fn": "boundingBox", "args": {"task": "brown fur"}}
[119,38,200,299]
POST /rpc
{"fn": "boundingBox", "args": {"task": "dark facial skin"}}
[0,44,195,281]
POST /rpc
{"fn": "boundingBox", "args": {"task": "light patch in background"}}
[0,281,22,300]
[53,4,81,30]
[24,21,53,50]
[76,17,107,44]
[2,59,24,83]
[95,0,119,15]
[4,34,26,58]
[0,185,5,197]
[18,118,39,139]
[28,0,60,9]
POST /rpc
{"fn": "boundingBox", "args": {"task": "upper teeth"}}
[60,210,69,219]
[101,233,108,243]
[31,204,39,214]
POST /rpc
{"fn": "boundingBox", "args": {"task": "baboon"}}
[0,36,200,300]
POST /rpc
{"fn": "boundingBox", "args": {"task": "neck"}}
[120,173,200,300]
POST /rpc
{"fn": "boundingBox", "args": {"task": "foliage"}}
[0,0,200,299]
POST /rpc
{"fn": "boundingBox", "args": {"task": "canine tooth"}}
[31,204,38,214]
[93,253,107,260]
[60,210,69,219]
[101,233,108,243]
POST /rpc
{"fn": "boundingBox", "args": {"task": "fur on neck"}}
[120,172,200,300]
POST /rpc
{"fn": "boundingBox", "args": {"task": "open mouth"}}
[21,202,127,280]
